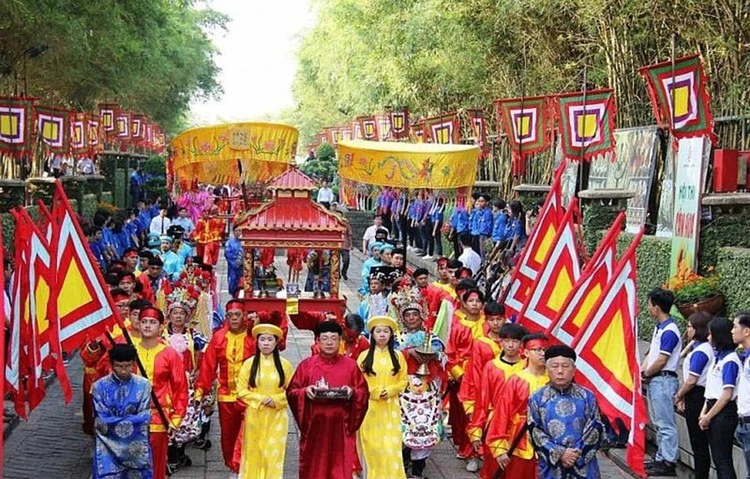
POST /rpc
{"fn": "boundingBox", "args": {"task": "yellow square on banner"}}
[103,114,112,128]
[577,114,598,138]
[516,116,531,137]
[436,127,450,144]
[392,116,403,130]
[43,121,59,141]
[286,298,299,315]
[673,85,690,117]
[0,113,18,137]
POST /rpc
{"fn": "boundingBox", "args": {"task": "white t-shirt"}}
[704,350,741,401]
[459,248,482,275]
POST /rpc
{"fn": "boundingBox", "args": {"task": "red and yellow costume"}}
[417,283,452,331]
[458,329,503,414]
[466,355,525,479]
[194,216,224,266]
[194,323,256,471]
[485,368,549,478]
[445,309,485,458]
[431,279,456,299]
[133,340,188,479]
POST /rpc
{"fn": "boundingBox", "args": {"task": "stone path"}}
[2,249,640,478]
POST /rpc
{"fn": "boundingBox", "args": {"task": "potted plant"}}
[666,269,724,318]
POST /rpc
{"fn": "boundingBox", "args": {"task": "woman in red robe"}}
[286,321,369,479]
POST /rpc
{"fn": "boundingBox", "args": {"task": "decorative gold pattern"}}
[330,250,341,298]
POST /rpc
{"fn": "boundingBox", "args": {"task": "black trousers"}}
[707,399,738,479]
[684,386,710,479]
[340,249,350,278]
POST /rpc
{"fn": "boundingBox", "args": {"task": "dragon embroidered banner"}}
[337,139,479,189]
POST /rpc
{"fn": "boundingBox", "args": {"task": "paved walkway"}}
[3,249,638,478]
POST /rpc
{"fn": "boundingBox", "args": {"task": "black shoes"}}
[645,460,677,477]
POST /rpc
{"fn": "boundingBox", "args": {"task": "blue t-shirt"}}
[492,212,508,243]
[477,208,493,236]
[717,350,740,387]
[450,207,469,233]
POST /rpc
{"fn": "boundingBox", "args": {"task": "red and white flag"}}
[547,212,624,345]
[516,198,582,332]
[572,228,647,478]
[502,166,564,318]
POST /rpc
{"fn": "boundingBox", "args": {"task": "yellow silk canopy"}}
[170,122,299,184]
[337,140,479,189]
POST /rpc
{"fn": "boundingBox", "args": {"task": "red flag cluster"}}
[502,168,647,477]
[0,96,166,159]
[4,181,120,418]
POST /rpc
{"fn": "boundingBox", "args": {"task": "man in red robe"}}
[485,332,550,478]
[134,306,188,479]
[194,299,256,473]
[467,322,527,479]
[413,267,453,331]
[446,287,486,472]
[287,320,369,479]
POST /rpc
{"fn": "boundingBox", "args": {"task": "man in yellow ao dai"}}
[357,315,409,479]
[236,322,294,479]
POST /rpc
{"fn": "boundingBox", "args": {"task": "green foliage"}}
[2,213,14,256]
[0,182,26,213]
[142,156,167,177]
[316,143,336,162]
[612,232,672,339]
[82,194,98,219]
[101,191,113,206]
[583,202,625,258]
[717,247,750,317]
[670,275,721,305]
[699,212,750,274]
[0,1,226,134]
[291,0,750,144]
[301,145,338,181]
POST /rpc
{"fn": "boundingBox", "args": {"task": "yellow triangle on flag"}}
[35,278,50,334]
[533,225,557,264]
[574,283,603,327]
[547,267,574,312]
[592,309,633,390]
[58,258,94,319]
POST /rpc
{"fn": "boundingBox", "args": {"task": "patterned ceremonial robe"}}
[91,373,153,479]
[161,250,184,281]
[194,217,223,266]
[194,326,256,471]
[287,354,370,479]
[528,383,604,479]
[486,369,549,478]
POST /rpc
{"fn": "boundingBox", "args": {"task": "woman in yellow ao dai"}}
[236,323,294,479]
[357,316,409,479]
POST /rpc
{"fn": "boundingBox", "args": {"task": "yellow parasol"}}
[170,122,299,185]
[337,140,480,189]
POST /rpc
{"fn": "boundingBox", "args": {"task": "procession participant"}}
[286,321,370,479]
[159,236,183,281]
[379,242,395,267]
[172,207,196,239]
[357,274,389,325]
[359,242,384,295]
[236,320,294,479]
[468,323,527,479]
[164,291,209,470]
[134,306,188,479]
[446,288,487,472]
[118,271,137,299]
[224,227,243,297]
[308,313,370,360]
[393,287,446,479]
[91,344,153,479]
[391,248,406,280]
[486,333,550,478]
[80,288,134,435]
[137,256,166,303]
[357,316,408,479]
[414,267,453,331]
[453,277,476,312]
[137,250,153,276]
[194,299,255,473]
[432,257,456,298]
[149,205,172,237]
[123,248,140,274]
[459,301,507,415]
[528,344,604,478]
[362,214,387,255]
[194,206,223,266]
